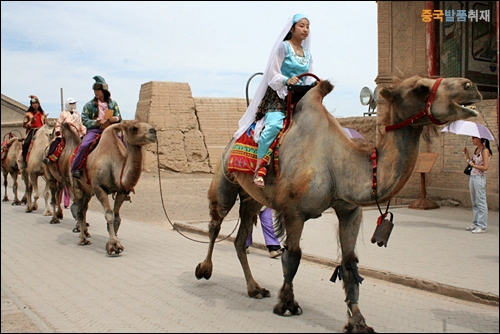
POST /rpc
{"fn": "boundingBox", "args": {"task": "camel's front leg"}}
[335,205,374,333]
[94,187,123,255]
[274,216,304,317]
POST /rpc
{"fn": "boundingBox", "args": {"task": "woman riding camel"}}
[71,75,121,179]
[233,13,317,188]
[43,97,87,165]
[19,95,46,170]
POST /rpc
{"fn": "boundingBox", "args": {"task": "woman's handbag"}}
[464,164,472,175]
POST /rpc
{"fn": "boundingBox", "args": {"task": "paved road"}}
[1,186,498,333]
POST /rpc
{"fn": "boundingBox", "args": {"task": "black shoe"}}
[71,170,82,179]
[42,158,50,165]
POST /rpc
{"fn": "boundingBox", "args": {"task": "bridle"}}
[384,77,446,132]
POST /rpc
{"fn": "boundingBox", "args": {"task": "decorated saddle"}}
[228,116,290,178]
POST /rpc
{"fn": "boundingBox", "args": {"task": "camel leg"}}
[23,171,34,213]
[11,172,22,205]
[2,172,9,202]
[42,180,52,216]
[74,185,92,245]
[336,205,374,333]
[273,213,304,317]
[94,186,124,255]
[234,195,270,298]
[48,178,63,224]
[195,164,239,281]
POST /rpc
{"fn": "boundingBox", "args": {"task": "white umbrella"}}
[441,120,494,140]
[343,127,365,139]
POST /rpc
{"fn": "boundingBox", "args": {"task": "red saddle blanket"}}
[227,120,288,177]
[48,139,66,162]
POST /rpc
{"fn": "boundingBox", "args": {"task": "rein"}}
[154,140,240,244]
[370,148,390,216]
[384,77,446,132]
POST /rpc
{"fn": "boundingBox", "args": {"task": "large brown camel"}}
[195,76,482,332]
[1,136,26,205]
[46,122,82,225]
[23,123,54,215]
[72,120,157,255]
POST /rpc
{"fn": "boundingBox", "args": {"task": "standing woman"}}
[463,137,493,233]
[19,95,46,170]
[233,13,317,188]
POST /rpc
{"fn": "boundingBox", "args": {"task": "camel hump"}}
[315,80,334,98]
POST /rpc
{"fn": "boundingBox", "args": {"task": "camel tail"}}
[274,211,286,239]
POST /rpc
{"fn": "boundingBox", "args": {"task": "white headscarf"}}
[233,13,312,142]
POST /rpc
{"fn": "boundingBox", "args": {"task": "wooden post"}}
[408,152,440,210]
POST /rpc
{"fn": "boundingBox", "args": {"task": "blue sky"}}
[1,1,378,120]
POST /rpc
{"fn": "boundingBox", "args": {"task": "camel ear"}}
[379,87,395,102]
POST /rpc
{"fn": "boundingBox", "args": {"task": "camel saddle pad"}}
[48,139,66,162]
[228,122,286,176]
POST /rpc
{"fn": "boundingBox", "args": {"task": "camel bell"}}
[371,212,394,247]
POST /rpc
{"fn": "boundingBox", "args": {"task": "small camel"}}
[1,136,26,205]
[46,122,82,225]
[72,120,157,255]
[23,123,54,215]
[195,76,482,332]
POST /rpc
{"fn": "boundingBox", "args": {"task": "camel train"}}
[195,75,482,333]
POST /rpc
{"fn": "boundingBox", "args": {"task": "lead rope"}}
[370,148,391,217]
[155,140,239,243]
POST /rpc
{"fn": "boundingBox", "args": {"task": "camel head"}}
[379,76,482,130]
[119,120,157,146]
[33,123,54,143]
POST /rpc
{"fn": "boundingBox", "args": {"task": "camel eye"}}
[413,85,429,96]
[464,82,472,90]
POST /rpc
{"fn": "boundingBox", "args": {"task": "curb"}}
[173,222,499,308]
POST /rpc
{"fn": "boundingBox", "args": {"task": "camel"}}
[72,120,157,255]
[195,76,482,332]
[1,136,26,205]
[23,123,54,215]
[46,122,82,225]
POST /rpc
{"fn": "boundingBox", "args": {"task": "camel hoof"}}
[273,301,302,317]
[106,242,124,255]
[2,198,9,202]
[195,263,212,280]
[344,311,374,333]
[273,302,302,317]
[78,239,91,246]
[248,287,271,299]
[49,218,60,224]
[12,200,22,206]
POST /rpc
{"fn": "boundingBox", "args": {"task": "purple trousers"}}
[246,207,280,247]
[71,128,102,173]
